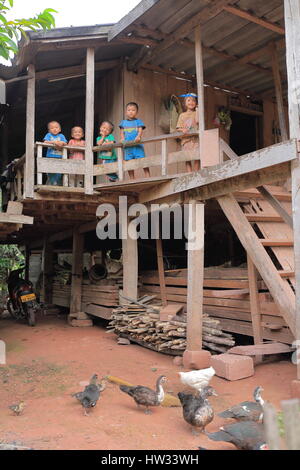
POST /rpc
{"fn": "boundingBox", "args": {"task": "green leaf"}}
[0,13,7,24]
[0,43,9,59]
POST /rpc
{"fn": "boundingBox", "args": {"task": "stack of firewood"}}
[108,305,235,355]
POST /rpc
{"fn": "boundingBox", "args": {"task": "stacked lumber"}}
[140,267,293,344]
[52,282,120,315]
[108,305,235,355]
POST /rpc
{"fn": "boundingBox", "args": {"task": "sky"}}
[1,0,141,65]
[7,0,141,27]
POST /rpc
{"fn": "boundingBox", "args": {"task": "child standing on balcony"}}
[119,102,149,180]
[96,121,118,183]
[68,126,85,187]
[43,121,67,185]
[176,93,200,173]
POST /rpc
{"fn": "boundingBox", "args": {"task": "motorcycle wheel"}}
[7,299,18,319]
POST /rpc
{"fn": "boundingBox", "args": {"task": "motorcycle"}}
[6,267,38,326]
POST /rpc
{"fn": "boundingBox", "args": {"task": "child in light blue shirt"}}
[43,121,67,185]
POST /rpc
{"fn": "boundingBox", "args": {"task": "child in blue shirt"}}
[119,102,149,180]
[43,121,67,185]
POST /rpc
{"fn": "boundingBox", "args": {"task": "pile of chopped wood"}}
[108,305,235,355]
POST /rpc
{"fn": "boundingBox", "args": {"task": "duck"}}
[72,374,105,415]
[178,367,215,394]
[119,375,167,414]
[178,386,217,435]
[218,386,264,422]
[206,421,268,450]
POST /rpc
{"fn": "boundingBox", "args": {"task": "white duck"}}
[178,367,215,394]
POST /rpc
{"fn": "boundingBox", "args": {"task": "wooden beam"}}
[139,140,298,203]
[247,255,263,363]
[24,64,35,199]
[84,48,95,195]
[70,227,84,315]
[186,201,205,350]
[217,193,296,337]
[36,59,120,81]
[239,38,285,65]
[285,0,300,380]
[270,42,289,141]
[131,0,237,69]
[223,5,285,35]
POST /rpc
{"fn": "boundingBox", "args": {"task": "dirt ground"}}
[0,313,296,450]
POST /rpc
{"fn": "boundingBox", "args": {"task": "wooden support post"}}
[121,203,138,301]
[247,254,263,363]
[281,399,300,449]
[285,0,300,381]
[42,237,53,305]
[184,200,211,369]
[24,64,35,198]
[69,227,84,317]
[195,25,205,167]
[156,238,167,307]
[270,42,288,141]
[84,48,95,195]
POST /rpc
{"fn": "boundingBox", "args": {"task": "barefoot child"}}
[97,121,118,182]
[119,102,149,180]
[43,121,67,185]
[68,126,85,187]
[176,93,200,172]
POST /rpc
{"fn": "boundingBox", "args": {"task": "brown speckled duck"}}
[119,375,167,414]
[178,386,217,435]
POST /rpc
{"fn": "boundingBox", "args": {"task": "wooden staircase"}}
[217,185,296,339]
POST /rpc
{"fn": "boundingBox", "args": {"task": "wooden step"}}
[260,239,294,247]
[278,270,295,278]
[246,214,283,222]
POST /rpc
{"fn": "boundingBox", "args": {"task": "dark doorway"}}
[229,110,259,156]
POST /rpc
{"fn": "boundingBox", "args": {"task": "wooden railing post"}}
[24,64,35,198]
[37,145,43,185]
[85,48,95,195]
[161,139,167,176]
[62,147,68,187]
[117,147,124,181]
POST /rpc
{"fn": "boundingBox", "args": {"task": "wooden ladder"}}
[217,187,296,339]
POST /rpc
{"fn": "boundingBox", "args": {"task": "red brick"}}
[173,356,183,367]
[182,349,211,370]
[70,319,93,327]
[211,353,254,381]
[291,380,300,398]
